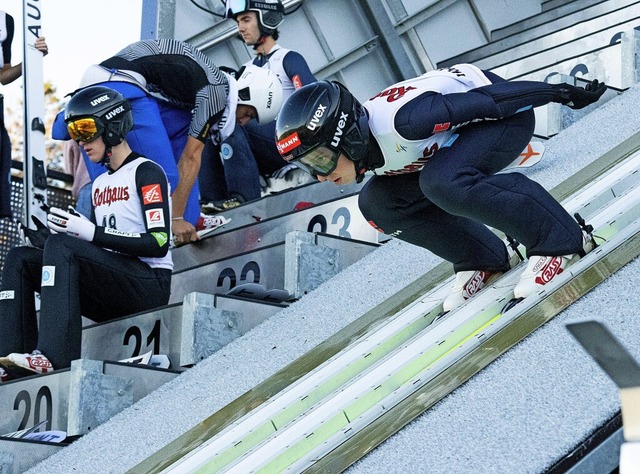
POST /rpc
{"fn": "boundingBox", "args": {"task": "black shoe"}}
[201,195,245,214]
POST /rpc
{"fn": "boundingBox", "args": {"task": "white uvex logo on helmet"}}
[331,112,349,147]
[254,1,279,11]
[90,94,110,107]
[105,105,125,120]
[307,103,327,130]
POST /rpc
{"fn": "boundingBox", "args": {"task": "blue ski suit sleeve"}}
[282,50,316,86]
[395,80,577,141]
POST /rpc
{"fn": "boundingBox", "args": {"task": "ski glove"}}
[65,205,90,221]
[47,206,96,242]
[19,216,51,249]
[553,79,606,110]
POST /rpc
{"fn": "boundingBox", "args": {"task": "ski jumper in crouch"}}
[275,64,606,308]
[359,65,580,271]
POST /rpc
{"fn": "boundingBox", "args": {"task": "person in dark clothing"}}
[0,86,172,380]
[275,65,606,310]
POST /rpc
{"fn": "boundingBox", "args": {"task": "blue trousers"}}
[199,126,262,202]
[198,120,288,203]
[359,110,583,273]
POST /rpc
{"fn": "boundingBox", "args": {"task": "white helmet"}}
[236,64,283,124]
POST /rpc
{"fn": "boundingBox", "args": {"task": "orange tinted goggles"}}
[67,117,103,143]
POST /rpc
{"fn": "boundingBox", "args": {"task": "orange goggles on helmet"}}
[67,117,104,143]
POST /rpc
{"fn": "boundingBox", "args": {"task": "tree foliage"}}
[6,80,66,173]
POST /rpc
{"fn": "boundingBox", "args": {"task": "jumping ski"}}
[22,0,47,229]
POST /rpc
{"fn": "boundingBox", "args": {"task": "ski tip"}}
[431,310,449,325]
[502,297,524,313]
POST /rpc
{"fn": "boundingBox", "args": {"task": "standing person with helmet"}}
[0,86,173,380]
[53,39,282,245]
[200,0,317,212]
[275,65,607,310]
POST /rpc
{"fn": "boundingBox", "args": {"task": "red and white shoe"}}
[513,231,597,299]
[196,214,231,231]
[442,270,504,312]
[442,249,522,312]
[195,214,231,239]
[0,350,54,379]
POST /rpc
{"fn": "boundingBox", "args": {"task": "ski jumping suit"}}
[246,46,318,175]
[201,46,317,202]
[358,64,584,273]
[0,154,172,369]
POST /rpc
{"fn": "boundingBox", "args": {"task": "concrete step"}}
[0,359,180,438]
[0,360,180,473]
[170,231,379,303]
[173,193,379,273]
[440,0,628,67]
[81,292,286,368]
[493,0,608,41]
[487,18,640,85]
[203,178,367,232]
[0,437,64,474]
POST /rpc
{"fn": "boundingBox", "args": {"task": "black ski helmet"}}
[64,85,133,147]
[225,0,285,38]
[275,80,369,181]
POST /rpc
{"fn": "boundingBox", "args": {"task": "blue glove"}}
[47,206,96,241]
